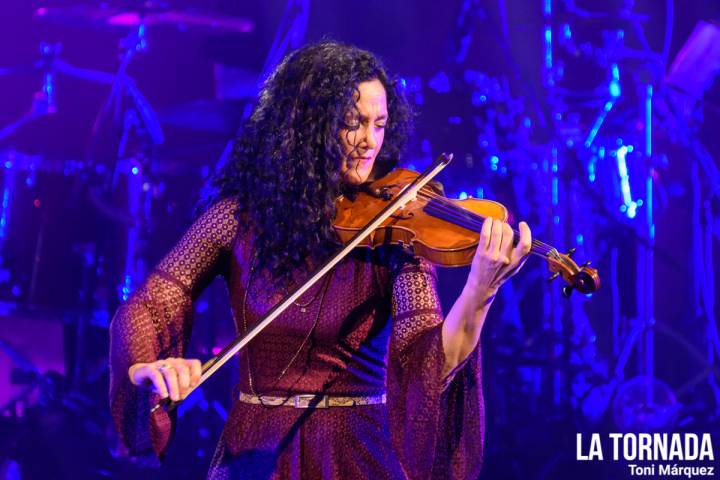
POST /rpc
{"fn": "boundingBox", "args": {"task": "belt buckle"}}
[293,394,326,409]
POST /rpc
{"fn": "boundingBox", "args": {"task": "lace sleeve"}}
[109,198,240,458]
[387,255,484,480]
[389,256,443,361]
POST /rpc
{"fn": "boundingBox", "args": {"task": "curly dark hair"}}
[205,40,413,282]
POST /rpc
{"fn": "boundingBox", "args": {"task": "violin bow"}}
[152,153,454,412]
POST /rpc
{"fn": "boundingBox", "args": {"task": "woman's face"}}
[339,79,388,185]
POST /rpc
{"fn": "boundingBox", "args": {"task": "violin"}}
[335,167,600,297]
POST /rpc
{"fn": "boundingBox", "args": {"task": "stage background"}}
[1,0,719,478]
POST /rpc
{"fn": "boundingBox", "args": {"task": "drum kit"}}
[0,3,254,313]
[0,4,257,476]
[0,3,255,447]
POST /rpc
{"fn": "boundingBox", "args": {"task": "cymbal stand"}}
[662,21,720,414]
[0,43,60,302]
[89,21,164,161]
[259,0,310,84]
[0,42,59,142]
[686,115,720,417]
[205,0,309,199]
[542,0,663,423]
[84,21,164,303]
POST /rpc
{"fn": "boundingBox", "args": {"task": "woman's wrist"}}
[462,276,497,312]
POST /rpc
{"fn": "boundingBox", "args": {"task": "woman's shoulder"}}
[203,196,241,218]
[195,197,247,247]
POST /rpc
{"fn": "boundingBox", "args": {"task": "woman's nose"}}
[363,127,377,150]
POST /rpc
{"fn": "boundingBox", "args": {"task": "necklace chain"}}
[291,276,325,310]
[242,253,333,404]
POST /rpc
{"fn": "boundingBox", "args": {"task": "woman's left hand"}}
[467,217,532,299]
[441,217,532,373]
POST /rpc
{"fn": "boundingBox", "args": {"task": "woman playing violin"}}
[109,40,532,479]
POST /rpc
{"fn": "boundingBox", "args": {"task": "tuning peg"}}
[581,260,591,268]
[547,272,560,282]
[567,247,577,257]
[562,285,574,298]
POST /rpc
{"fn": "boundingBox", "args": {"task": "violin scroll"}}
[546,248,601,297]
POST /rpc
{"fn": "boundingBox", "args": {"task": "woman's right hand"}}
[128,357,202,401]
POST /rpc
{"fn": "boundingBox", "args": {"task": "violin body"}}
[335,168,509,267]
[335,167,600,296]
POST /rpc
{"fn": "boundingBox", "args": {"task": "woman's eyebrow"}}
[359,114,388,121]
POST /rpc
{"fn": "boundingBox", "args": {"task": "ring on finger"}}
[158,362,172,372]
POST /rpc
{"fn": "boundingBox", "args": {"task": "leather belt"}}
[238,392,387,409]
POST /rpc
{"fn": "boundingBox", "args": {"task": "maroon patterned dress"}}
[109,198,484,479]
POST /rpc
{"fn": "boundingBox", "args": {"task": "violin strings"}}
[420,199,557,259]
[419,191,557,257]
[415,192,505,235]
[421,205,557,259]
[415,187,552,249]
[412,187,560,259]
[381,180,559,255]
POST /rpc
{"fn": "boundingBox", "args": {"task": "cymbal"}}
[34,5,254,35]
